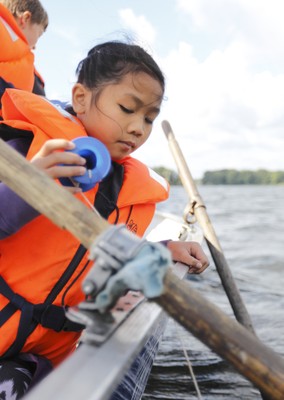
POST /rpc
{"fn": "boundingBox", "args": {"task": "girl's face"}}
[72,72,163,160]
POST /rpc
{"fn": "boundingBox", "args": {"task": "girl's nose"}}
[127,118,144,136]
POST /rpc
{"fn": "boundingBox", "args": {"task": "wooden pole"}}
[0,139,284,399]
[157,273,284,399]
[162,120,255,333]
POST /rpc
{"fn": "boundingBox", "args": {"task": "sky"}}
[36,0,284,179]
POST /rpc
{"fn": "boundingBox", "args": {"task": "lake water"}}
[142,185,284,400]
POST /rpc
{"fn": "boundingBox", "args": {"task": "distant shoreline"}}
[153,167,284,186]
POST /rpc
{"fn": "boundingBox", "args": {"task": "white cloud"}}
[177,0,284,71]
[37,0,284,178]
[119,8,156,48]
[136,0,284,177]
[135,32,284,177]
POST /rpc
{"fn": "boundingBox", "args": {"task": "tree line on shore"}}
[153,167,284,185]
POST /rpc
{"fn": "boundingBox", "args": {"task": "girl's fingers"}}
[33,150,86,167]
[167,241,209,274]
[187,262,208,274]
[47,165,86,179]
[29,139,87,195]
[32,139,75,158]
[31,142,86,176]
[42,151,86,167]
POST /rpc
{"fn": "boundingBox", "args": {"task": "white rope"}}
[174,321,203,400]
[67,178,101,217]
[78,191,101,217]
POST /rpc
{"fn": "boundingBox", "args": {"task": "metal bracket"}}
[82,224,147,298]
[66,290,145,345]
[183,202,197,225]
[66,225,149,343]
[183,196,207,225]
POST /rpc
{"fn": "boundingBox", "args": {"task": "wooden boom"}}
[0,139,284,399]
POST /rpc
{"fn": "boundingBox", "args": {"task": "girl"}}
[0,40,209,399]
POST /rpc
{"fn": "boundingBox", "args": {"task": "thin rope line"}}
[78,191,101,216]
[67,178,101,216]
[174,321,203,400]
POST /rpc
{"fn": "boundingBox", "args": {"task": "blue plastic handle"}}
[59,137,111,192]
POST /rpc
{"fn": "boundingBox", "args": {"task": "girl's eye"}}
[145,117,153,125]
[119,105,133,114]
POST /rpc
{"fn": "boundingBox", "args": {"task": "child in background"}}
[0,0,48,106]
[0,40,209,399]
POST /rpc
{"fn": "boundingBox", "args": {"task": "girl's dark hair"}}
[76,41,165,94]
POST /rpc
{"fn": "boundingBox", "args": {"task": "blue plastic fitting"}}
[59,137,111,192]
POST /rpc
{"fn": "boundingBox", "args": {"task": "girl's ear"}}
[72,83,89,114]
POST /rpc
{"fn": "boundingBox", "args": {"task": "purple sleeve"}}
[0,138,39,239]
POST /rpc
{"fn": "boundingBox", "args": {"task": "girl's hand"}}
[31,139,86,194]
[166,240,209,274]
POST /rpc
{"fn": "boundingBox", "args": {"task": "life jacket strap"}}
[0,276,85,358]
[33,304,85,332]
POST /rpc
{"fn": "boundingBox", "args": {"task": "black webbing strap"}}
[0,276,35,357]
[32,303,84,332]
[0,276,84,358]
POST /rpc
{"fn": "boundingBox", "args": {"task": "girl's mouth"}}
[118,141,136,151]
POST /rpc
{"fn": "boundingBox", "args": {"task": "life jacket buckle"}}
[38,304,66,332]
[37,304,85,332]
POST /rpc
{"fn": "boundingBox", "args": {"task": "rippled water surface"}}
[143,185,284,400]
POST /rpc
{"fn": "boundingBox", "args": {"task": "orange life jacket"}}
[0,89,169,366]
[0,4,35,92]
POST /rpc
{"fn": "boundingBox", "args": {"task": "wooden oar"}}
[0,138,284,399]
[162,120,271,400]
[162,119,255,333]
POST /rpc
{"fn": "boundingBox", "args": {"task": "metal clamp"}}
[66,225,148,342]
[82,225,146,297]
[183,202,197,225]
